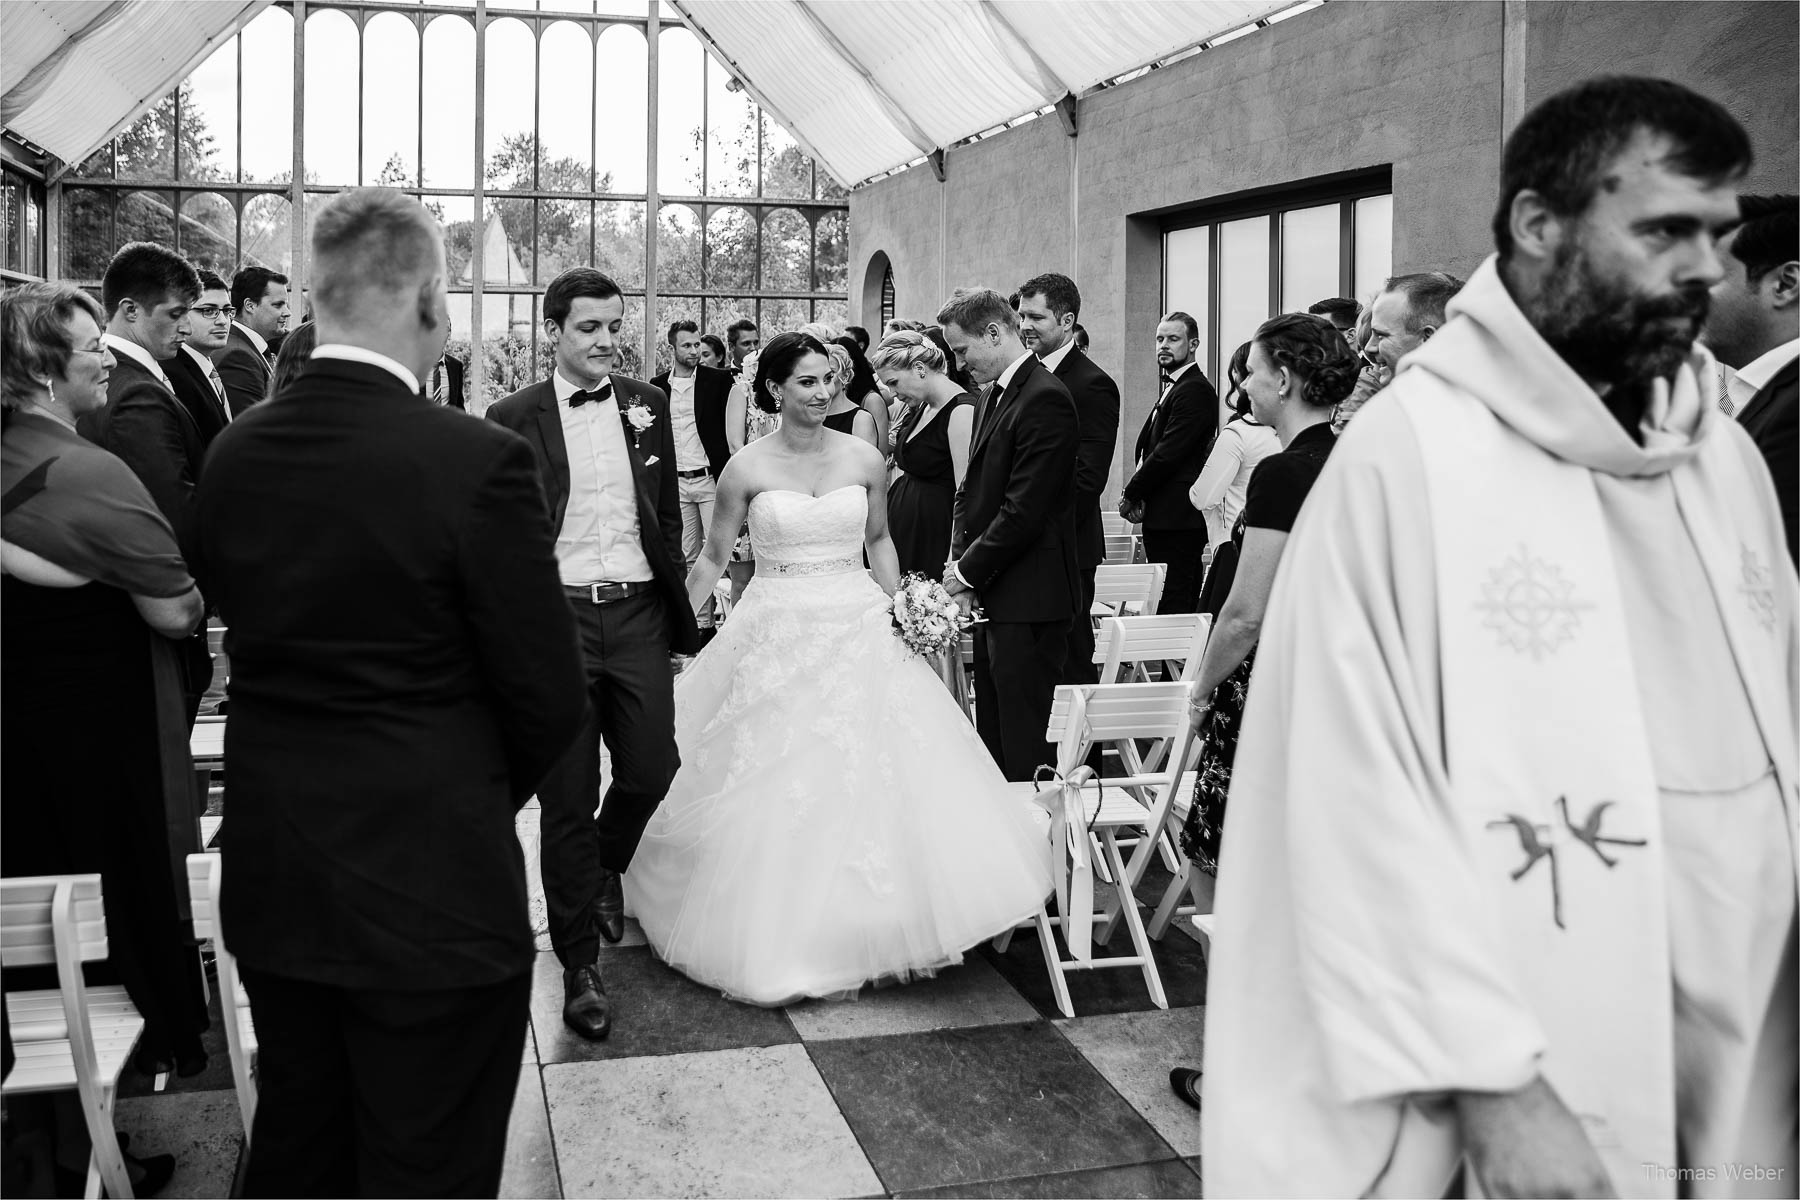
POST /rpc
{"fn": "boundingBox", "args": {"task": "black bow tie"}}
[568,381,613,408]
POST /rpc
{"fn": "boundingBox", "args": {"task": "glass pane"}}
[178,192,237,273]
[595,201,646,287]
[74,145,114,180]
[759,297,808,336]
[813,297,848,327]
[482,200,535,288]
[537,198,591,283]
[656,204,701,290]
[422,15,476,189]
[444,292,474,395]
[1280,204,1340,314]
[241,9,294,183]
[813,211,846,292]
[816,167,848,202]
[539,0,592,12]
[657,28,704,196]
[540,21,593,191]
[614,294,647,380]
[595,25,646,194]
[708,297,757,342]
[65,188,114,280]
[1218,215,1270,377]
[703,206,755,291]
[1163,225,1210,378]
[652,296,702,376]
[241,194,294,276]
[2,175,24,275]
[760,112,807,199]
[761,209,808,291]
[303,9,358,185]
[705,55,756,197]
[481,292,538,406]
[363,13,420,187]
[118,190,175,248]
[185,37,238,182]
[428,194,476,286]
[115,95,177,181]
[1354,194,1394,302]
[484,18,537,191]
[25,181,45,277]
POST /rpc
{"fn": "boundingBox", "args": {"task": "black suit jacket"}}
[1052,349,1121,569]
[1123,365,1218,532]
[194,359,587,990]
[951,355,1082,623]
[213,324,272,417]
[486,375,702,654]
[77,353,209,571]
[164,347,232,447]
[1739,356,1798,566]
[649,364,732,480]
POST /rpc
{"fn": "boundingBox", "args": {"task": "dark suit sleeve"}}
[1750,389,1798,566]
[101,380,201,563]
[957,384,1081,588]
[457,434,587,807]
[215,346,266,416]
[1123,377,1217,501]
[650,391,684,567]
[1073,369,1121,505]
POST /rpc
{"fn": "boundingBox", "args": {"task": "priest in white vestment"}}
[1203,78,1799,1199]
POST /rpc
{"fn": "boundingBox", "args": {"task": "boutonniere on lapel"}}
[623,399,659,465]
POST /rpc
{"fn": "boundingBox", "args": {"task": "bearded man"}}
[1203,77,1799,1199]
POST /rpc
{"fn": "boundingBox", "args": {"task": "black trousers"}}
[239,967,529,1198]
[974,618,1068,782]
[538,590,677,968]
[1143,526,1208,615]
[1062,564,1099,687]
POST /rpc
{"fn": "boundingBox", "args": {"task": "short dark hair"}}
[195,268,229,293]
[844,324,870,352]
[544,268,623,327]
[1492,76,1753,260]
[1018,273,1082,323]
[229,265,288,314]
[700,333,728,361]
[1161,311,1199,343]
[1729,194,1798,286]
[1306,297,1359,324]
[1382,272,1465,332]
[937,288,1018,335]
[667,318,699,345]
[1073,323,1089,350]
[103,242,201,316]
[269,318,318,400]
[726,318,758,345]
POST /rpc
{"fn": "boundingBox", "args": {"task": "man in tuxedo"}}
[1707,192,1797,564]
[214,265,290,416]
[194,189,586,1197]
[1119,312,1218,614]
[726,317,760,374]
[1017,273,1119,685]
[76,243,216,724]
[488,268,701,1041]
[940,287,1082,782]
[650,319,733,640]
[164,268,235,445]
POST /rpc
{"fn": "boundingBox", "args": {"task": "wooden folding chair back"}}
[187,853,259,1141]
[1091,562,1166,617]
[1092,613,1211,685]
[1,875,142,1198]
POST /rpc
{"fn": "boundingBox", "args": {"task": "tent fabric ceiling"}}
[2,0,269,167]
[671,0,1295,186]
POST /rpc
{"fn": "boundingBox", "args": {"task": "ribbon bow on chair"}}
[1035,689,1098,963]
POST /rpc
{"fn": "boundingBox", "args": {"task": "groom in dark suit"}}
[488,268,701,1041]
[941,287,1082,782]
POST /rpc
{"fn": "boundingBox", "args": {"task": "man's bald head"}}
[309,188,448,377]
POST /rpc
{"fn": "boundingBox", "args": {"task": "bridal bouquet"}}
[890,573,971,659]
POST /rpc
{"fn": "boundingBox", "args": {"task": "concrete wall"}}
[848,0,1800,500]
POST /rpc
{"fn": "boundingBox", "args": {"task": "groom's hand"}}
[942,562,968,594]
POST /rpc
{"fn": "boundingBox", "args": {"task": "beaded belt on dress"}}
[759,555,862,576]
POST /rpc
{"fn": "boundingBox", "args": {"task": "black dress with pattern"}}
[886,394,974,579]
[1181,422,1337,873]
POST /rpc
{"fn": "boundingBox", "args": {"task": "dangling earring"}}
[42,378,55,406]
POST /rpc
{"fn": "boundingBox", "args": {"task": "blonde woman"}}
[820,341,879,446]
[870,329,975,577]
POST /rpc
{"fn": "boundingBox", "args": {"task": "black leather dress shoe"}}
[562,963,612,1040]
[1169,1066,1202,1110]
[595,868,625,944]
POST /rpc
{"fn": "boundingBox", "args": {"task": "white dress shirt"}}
[1038,338,1077,375]
[554,371,653,586]
[311,344,421,394]
[103,333,174,389]
[666,370,708,471]
[1726,337,1800,419]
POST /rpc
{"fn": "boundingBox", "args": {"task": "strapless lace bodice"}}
[748,486,867,569]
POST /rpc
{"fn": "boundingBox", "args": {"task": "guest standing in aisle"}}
[1119,312,1217,614]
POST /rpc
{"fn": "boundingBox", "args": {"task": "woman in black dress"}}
[870,329,976,578]
[820,341,880,445]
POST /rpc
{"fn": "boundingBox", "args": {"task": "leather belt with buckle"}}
[566,581,654,605]
[677,467,711,480]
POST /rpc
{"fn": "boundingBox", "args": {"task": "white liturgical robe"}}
[1202,257,1800,1199]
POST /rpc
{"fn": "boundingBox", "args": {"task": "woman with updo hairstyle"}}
[2,283,211,1142]
[1191,340,1280,615]
[820,341,879,446]
[870,329,976,577]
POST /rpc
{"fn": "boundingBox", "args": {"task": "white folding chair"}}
[1101,512,1134,539]
[186,853,258,1142]
[1102,533,1141,565]
[1091,561,1166,619]
[1092,613,1211,685]
[999,682,1200,1017]
[1,875,142,1199]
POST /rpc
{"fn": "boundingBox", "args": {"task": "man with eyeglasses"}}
[164,268,236,443]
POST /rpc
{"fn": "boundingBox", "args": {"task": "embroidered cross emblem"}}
[1487,796,1647,930]
[1476,545,1594,660]
[1739,544,1777,632]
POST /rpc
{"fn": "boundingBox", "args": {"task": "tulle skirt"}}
[624,567,1053,1006]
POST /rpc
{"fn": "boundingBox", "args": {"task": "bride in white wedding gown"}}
[625,332,1053,1006]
